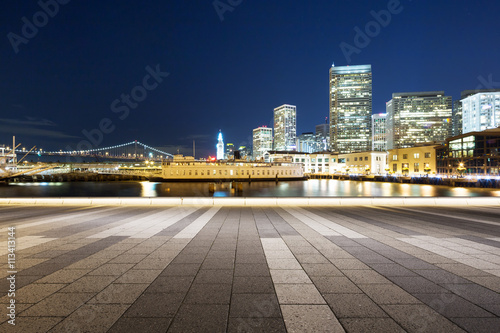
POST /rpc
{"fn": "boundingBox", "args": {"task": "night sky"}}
[1,0,499,158]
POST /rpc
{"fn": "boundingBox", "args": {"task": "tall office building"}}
[216,130,224,160]
[461,89,500,134]
[315,122,330,151]
[252,126,273,160]
[273,104,297,151]
[452,100,462,136]
[329,64,372,153]
[372,113,387,151]
[386,91,452,149]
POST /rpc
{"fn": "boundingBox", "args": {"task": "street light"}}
[457,162,466,177]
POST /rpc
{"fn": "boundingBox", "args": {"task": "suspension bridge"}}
[13,140,175,161]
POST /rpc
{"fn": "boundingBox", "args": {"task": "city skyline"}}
[2,1,500,157]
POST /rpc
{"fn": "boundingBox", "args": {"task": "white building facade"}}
[252,126,273,161]
[461,90,500,134]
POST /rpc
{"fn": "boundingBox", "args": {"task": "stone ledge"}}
[0,197,499,206]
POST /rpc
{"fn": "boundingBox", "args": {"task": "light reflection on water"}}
[0,179,499,197]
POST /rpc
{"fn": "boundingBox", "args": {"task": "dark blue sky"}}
[1,0,499,157]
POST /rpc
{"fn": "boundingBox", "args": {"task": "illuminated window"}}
[414,153,420,159]
[414,163,419,172]
[392,155,397,161]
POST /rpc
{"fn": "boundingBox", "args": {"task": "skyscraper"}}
[252,126,273,160]
[315,122,330,151]
[372,113,387,151]
[452,100,462,137]
[273,104,297,151]
[329,64,372,153]
[216,130,224,160]
[461,89,500,134]
[386,91,452,149]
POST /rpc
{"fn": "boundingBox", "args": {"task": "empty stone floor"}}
[0,204,499,332]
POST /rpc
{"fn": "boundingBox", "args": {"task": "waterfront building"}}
[388,144,440,176]
[436,127,500,176]
[372,113,387,151]
[216,131,224,160]
[461,89,500,134]
[386,91,452,150]
[266,151,345,175]
[297,132,317,153]
[309,152,342,174]
[273,104,297,151]
[252,126,273,161]
[340,151,387,175]
[329,64,372,153]
[315,123,330,151]
[452,100,462,137]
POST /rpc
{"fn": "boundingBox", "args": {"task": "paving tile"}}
[159,263,200,276]
[8,283,65,303]
[358,284,421,305]
[230,294,281,318]
[193,269,233,284]
[35,269,91,284]
[108,317,172,333]
[324,293,387,318]
[0,316,63,333]
[88,263,134,276]
[227,317,286,333]
[381,304,465,333]
[88,283,148,304]
[19,292,95,317]
[200,257,235,270]
[339,318,405,333]
[414,293,496,318]
[311,276,363,294]
[234,263,271,277]
[124,292,185,317]
[114,269,162,284]
[301,263,343,277]
[342,269,390,284]
[280,304,344,333]
[233,276,275,294]
[368,263,418,277]
[266,258,302,270]
[168,304,229,332]
[441,283,500,305]
[452,318,500,333]
[184,283,232,304]
[49,303,129,333]
[388,276,451,294]
[270,269,312,284]
[275,284,326,304]
[60,275,117,293]
[330,258,370,270]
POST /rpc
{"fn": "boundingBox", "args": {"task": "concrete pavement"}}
[0,203,499,332]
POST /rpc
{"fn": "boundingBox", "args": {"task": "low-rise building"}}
[340,151,387,175]
[388,144,439,176]
[436,127,500,176]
